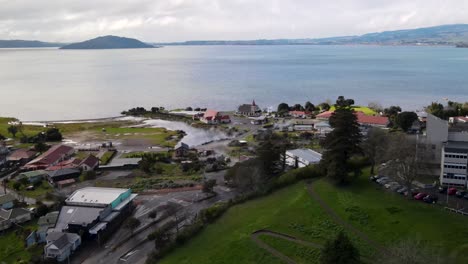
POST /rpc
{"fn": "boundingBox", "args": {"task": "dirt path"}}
[251,229,321,264]
[306,181,387,254]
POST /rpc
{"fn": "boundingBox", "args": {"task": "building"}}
[99,158,141,170]
[47,168,81,184]
[449,116,468,124]
[0,193,16,210]
[38,211,59,243]
[200,110,231,124]
[440,142,468,188]
[24,145,74,170]
[18,170,47,184]
[250,116,268,125]
[174,142,190,157]
[7,149,37,165]
[0,142,9,167]
[80,155,99,171]
[284,149,322,168]
[50,187,137,239]
[293,124,314,131]
[237,100,262,117]
[44,232,81,262]
[315,111,389,128]
[315,121,333,135]
[46,158,82,171]
[0,208,32,231]
[289,111,308,118]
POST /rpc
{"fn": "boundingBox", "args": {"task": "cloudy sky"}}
[1,0,468,42]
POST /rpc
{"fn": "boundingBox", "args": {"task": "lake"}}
[1,45,468,121]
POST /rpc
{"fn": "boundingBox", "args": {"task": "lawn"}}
[7,180,52,200]
[97,127,178,147]
[159,172,468,263]
[0,220,41,264]
[99,150,116,165]
[329,106,377,115]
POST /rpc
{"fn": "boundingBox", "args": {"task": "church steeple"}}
[252,100,256,106]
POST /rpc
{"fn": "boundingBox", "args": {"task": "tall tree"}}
[319,102,331,111]
[362,127,387,175]
[320,96,362,184]
[305,101,316,112]
[277,103,290,115]
[320,231,360,264]
[292,104,304,111]
[124,217,141,234]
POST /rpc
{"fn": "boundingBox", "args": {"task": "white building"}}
[441,142,468,188]
[285,149,322,168]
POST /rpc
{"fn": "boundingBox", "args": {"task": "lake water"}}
[1,45,468,121]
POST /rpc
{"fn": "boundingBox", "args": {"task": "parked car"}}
[423,195,438,204]
[414,192,427,200]
[464,194,468,200]
[438,186,447,194]
[376,177,390,184]
[384,182,399,190]
[456,191,467,198]
[26,185,35,191]
[396,186,408,194]
[448,188,457,195]
[390,183,402,192]
[370,175,380,181]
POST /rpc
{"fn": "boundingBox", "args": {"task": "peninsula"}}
[60,35,154,49]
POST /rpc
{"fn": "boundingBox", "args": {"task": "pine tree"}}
[320,96,362,184]
[320,231,360,264]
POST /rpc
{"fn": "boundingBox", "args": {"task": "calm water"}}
[1,45,468,121]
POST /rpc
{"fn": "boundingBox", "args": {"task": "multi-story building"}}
[441,142,468,188]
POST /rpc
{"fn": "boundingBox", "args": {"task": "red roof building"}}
[200,109,231,125]
[316,111,334,120]
[46,158,82,171]
[7,149,37,164]
[315,111,389,127]
[80,155,100,171]
[24,145,74,170]
[289,111,309,118]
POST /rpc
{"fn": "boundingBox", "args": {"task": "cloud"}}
[0,0,467,42]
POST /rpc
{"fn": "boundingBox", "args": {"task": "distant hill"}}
[60,35,154,49]
[0,40,63,48]
[156,24,468,46]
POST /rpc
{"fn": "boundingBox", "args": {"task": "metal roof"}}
[286,149,322,163]
[66,187,129,205]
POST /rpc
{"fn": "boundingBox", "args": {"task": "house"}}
[200,110,231,124]
[24,145,74,170]
[250,116,268,125]
[174,142,190,157]
[284,149,322,168]
[7,149,37,165]
[46,158,82,171]
[293,124,314,131]
[99,158,142,170]
[289,111,308,118]
[38,211,59,243]
[44,232,81,262]
[315,121,333,135]
[0,193,16,209]
[449,116,468,124]
[315,111,389,128]
[0,208,32,230]
[80,155,99,171]
[17,170,47,184]
[47,168,81,184]
[316,111,334,120]
[237,100,262,117]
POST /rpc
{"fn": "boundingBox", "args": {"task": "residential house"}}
[99,158,141,170]
[45,157,82,171]
[37,211,59,243]
[17,170,47,184]
[289,111,308,118]
[174,142,190,157]
[315,121,333,136]
[293,124,314,131]
[47,168,81,184]
[237,100,262,117]
[80,155,99,171]
[250,116,268,125]
[7,149,37,165]
[316,111,333,120]
[449,116,468,124]
[44,232,81,262]
[24,145,74,170]
[0,193,16,209]
[284,149,322,168]
[200,110,231,124]
[0,208,32,230]
[315,111,389,128]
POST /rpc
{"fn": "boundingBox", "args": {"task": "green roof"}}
[0,193,16,204]
[19,170,47,178]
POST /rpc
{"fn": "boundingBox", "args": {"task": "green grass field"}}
[329,106,378,115]
[7,180,52,199]
[159,172,468,264]
[0,220,41,264]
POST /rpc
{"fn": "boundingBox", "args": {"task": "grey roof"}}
[0,193,16,204]
[54,206,103,231]
[47,168,80,178]
[103,158,141,168]
[0,209,10,220]
[46,232,80,250]
[445,141,468,153]
[38,211,59,226]
[9,208,31,218]
[286,149,322,163]
[175,142,189,150]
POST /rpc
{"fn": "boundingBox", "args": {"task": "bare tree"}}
[165,202,185,234]
[384,134,430,197]
[379,239,451,264]
[362,127,387,175]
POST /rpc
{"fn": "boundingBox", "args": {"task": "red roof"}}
[81,155,99,168]
[26,145,74,168]
[46,158,82,171]
[316,111,388,126]
[289,111,307,116]
[7,149,37,161]
[203,109,219,119]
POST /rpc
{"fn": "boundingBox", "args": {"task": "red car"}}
[414,192,427,200]
[448,188,457,195]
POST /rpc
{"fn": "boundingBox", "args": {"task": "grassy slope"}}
[329,106,377,115]
[0,221,41,263]
[160,173,468,264]
[258,235,321,264]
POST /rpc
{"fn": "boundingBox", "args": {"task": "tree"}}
[383,106,402,117]
[7,125,18,138]
[185,107,193,111]
[165,202,184,234]
[383,134,430,198]
[277,103,290,115]
[368,101,383,113]
[139,153,157,173]
[82,171,96,181]
[34,142,49,153]
[0,133,5,140]
[36,203,49,217]
[320,231,360,264]
[151,228,170,249]
[320,96,362,184]
[395,112,418,131]
[124,217,141,234]
[305,101,316,112]
[148,210,158,220]
[202,179,216,193]
[362,128,387,175]
[292,104,304,111]
[224,159,266,192]
[45,128,62,141]
[426,102,444,118]
[319,102,331,111]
